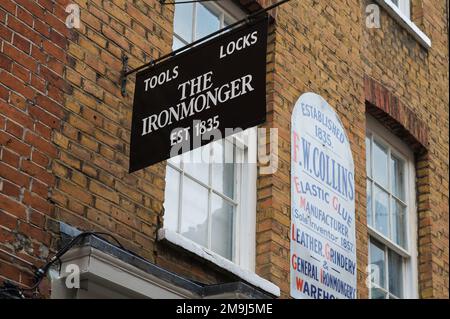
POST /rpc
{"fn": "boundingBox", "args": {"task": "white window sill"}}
[375,0,431,49]
[157,228,281,297]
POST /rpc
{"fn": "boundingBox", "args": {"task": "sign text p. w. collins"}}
[129,15,268,173]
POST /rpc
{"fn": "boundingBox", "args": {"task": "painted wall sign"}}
[129,16,268,173]
[290,93,357,299]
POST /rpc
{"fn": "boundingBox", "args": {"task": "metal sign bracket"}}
[121,54,129,97]
[120,0,290,96]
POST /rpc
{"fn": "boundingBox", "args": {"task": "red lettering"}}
[291,253,297,270]
[296,277,304,291]
[299,196,306,209]
[294,176,301,193]
[332,196,339,211]
[325,244,330,261]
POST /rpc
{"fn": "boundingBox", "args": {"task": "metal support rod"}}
[121,54,129,97]
[123,0,291,78]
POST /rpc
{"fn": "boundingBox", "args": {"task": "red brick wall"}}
[255,0,368,298]
[0,0,75,292]
[255,0,449,299]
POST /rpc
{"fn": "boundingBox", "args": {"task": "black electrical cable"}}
[0,282,26,299]
[0,289,23,299]
[13,231,125,295]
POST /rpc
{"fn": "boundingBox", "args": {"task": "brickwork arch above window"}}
[364,75,428,154]
[364,75,436,298]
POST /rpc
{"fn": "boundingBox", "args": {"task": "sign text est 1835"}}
[129,16,268,173]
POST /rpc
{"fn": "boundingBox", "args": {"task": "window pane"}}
[183,146,210,185]
[172,36,185,51]
[374,185,389,237]
[173,3,193,42]
[180,177,209,246]
[212,140,235,199]
[371,287,387,299]
[392,199,407,248]
[370,240,386,289]
[221,15,235,36]
[224,14,234,27]
[168,154,182,168]
[373,140,389,188]
[388,250,404,298]
[391,155,405,200]
[367,180,373,227]
[211,194,234,260]
[366,135,371,178]
[195,4,220,40]
[390,0,411,18]
[163,166,181,231]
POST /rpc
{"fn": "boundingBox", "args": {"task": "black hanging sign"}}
[129,15,268,173]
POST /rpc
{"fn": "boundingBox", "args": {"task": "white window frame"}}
[159,130,277,294]
[163,130,257,270]
[375,0,431,48]
[164,0,255,270]
[161,0,263,279]
[387,0,411,19]
[366,115,418,299]
[160,0,280,297]
[172,0,245,48]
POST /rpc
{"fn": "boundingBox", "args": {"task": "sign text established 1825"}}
[129,16,268,172]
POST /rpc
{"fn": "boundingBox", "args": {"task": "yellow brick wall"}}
[55,0,243,285]
[362,0,449,298]
[255,0,448,298]
[256,0,368,298]
[51,0,172,264]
